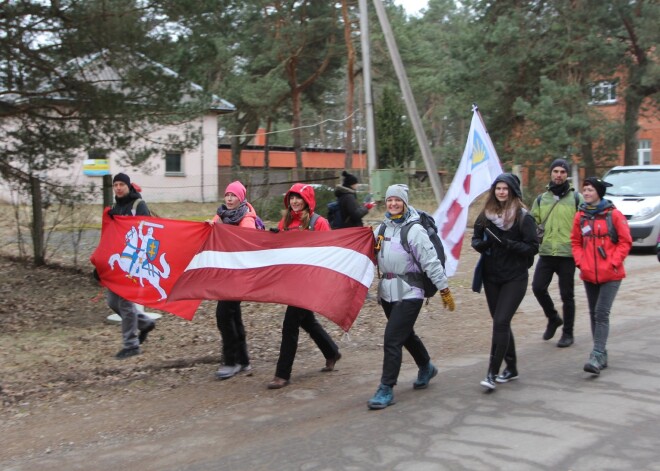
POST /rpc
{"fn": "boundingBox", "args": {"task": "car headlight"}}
[630,202,660,221]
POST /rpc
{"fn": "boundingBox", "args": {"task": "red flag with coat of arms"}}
[90,209,211,320]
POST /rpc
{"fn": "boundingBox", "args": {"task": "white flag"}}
[433,107,503,276]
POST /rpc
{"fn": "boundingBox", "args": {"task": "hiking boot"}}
[321,352,342,372]
[495,369,519,383]
[367,384,394,410]
[138,322,155,344]
[480,373,496,390]
[413,362,438,389]
[115,347,141,359]
[543,316,564,341]
[557,333,574,348]
[216,364,242,380]
[583,351,607,375]
[267,377,289,389]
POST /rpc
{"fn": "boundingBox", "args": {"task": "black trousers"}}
[380,299,430,387]
[275,305,338,381]
[532,256,576,335]
[216,301,250,367]
[483,278,527,375]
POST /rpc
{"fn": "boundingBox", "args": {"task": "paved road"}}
[10,261,660,470]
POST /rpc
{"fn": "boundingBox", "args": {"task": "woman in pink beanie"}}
[211,180,260,379]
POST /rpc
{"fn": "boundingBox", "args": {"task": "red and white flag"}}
[169,225,376,331]
[90,209,211,320]
[433,106,503,276]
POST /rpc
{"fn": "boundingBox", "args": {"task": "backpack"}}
[535,190,580,212]
[376,210,446,298]
[579,210,619,243]
[327,200,346,229]
[283,213,320,231]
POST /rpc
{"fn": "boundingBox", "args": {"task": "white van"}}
[602,165,660,248]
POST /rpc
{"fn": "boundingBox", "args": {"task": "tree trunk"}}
[291,86,303,181]
[623,82,643,166]
[581,135,595,177]
[30,175,45,266]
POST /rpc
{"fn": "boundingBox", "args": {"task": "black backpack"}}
[376,210,446,298]
[327,200,346,229]
[579,210,619,243]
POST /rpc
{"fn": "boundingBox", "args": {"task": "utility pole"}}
[371,0,444,203]
[359,0,378,175]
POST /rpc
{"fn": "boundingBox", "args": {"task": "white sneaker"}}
[241,364,253,375]
[216,364,242,379]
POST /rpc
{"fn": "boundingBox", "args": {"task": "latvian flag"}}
[170,225,376,331]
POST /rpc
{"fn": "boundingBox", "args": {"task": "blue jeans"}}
[532,256,576,335]
[107,290,152,349]
[380,299,430,387]
[583,280,621,353]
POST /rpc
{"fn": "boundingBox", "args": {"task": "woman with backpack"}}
[211,181,259,380]
[267,183,342,389]
[471,173,539,390]
[571,177,632,376]
[367,184,455,410]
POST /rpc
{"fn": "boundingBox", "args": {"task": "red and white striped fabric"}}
[169,224,376,331]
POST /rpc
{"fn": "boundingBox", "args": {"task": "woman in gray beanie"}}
[368,184,455,410]
[472,173,539,390]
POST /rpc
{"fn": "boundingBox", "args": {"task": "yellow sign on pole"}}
[83,159,110,176]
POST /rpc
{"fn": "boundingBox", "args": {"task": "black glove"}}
[269,228,280,233]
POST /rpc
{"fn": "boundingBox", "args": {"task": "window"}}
[638,139,651,165]
[589,80,617,105]
[165,152,183,175]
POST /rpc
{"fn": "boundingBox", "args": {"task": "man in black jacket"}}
[333,171,375,228]
[106,173,156,359]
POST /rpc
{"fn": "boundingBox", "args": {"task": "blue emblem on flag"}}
[145,239,160,262]
[471,132,489,169]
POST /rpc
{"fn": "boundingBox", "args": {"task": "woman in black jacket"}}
[472,173,539,390]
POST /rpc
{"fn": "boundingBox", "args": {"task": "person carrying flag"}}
[210,181,258,380]
[267,183,342,390]
[105,172,156,359]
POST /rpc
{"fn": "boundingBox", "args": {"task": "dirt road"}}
[1,245,657,470]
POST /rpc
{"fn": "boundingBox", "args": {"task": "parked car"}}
[602,165,660,248]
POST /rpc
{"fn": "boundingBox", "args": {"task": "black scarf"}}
[548,180,570,198]
[217,201,249,225]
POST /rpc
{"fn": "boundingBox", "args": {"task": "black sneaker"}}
[495,369,519,383]
[543,317,564,341]
[138,323,156,344]
[115,347,141,359]
[480,374,496,390]
[557,333,574,348]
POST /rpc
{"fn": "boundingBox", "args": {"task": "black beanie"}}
[550,159,570,173]
[342,171,359,187]
[583,176,612,199]
[113,172,131,186]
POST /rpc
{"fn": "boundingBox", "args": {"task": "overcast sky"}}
[394,0,428,16]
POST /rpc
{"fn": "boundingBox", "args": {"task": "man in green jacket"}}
[531,159,583,348]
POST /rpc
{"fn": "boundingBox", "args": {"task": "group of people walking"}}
[102,161,632,409]
[472,160,632,391]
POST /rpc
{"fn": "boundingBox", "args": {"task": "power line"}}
[225,111,359,139]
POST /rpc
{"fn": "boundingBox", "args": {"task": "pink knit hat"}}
[224,181,247,202]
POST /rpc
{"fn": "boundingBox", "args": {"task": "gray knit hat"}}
[385,184,409,206]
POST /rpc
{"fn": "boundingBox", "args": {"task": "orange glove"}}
[440,288,455,311]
